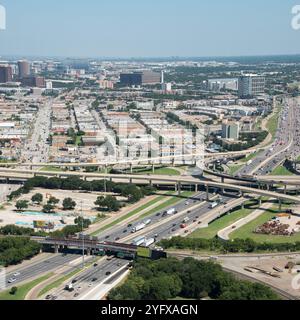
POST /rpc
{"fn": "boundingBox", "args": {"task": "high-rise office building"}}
[238,74,265,98]
[18,60,31,79]
[21,76,45,88]
[0,65,13,83]
[120,71,161,86]
[222,121,240,141]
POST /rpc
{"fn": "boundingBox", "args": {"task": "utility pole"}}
[80,201,85,269]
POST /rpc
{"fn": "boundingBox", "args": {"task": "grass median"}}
[38,268,81,298]
[188,200,258,239]
[0,273,53,300]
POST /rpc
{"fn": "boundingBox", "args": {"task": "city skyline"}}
[0,0,300,58]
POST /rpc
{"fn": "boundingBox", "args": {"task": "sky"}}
[0,0,300,58]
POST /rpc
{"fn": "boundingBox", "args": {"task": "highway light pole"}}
[80,200,85,269]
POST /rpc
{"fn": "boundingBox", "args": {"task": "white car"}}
[8,278,17,284]
[13,272,20,277]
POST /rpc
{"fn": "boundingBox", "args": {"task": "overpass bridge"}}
[1,168,299,208]
[0,149,262,170]
[34,237,166,260]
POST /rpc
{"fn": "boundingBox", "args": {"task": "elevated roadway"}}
[0,168,299,205]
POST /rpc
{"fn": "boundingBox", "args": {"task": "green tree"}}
[31,193,43,204]
[62,198,77,210]
[94,195,121,212]
[48,197,59,206]
[15,200,29,211]
[10,287,18,295]
[43,204,55,213]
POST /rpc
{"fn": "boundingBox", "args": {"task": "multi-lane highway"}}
[21,99,52,166]
[50,258,129,300]
[1,253,82,289]
[237,97,300,176]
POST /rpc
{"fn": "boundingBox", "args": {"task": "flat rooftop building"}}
[120,71,161,86]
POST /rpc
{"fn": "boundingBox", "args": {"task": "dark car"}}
[91,278,98,282]
[115,237,120,241]
[105,271,111,276]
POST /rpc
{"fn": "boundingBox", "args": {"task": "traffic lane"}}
[143,195,234,242]
[114,193,233,244]
[56,259,129,300]
[3,254,81,288]
[97,192,207,241]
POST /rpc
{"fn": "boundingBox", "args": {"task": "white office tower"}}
[161,70,164,84]
[238,74,265,98]
[46,81,53,90]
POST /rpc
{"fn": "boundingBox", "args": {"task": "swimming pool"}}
[21,211,61,217]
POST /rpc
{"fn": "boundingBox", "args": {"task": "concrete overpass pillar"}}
[130,164,133,174]
[152,164,155,173]
[221,177,225,184]
[129,178,133,184]
[54,245,59,254]
[149,180,153,187]
[87,249,91,256]
[278,199,282,211]
[258,197,262,207]
[284,184,287,194]
[241,202,245,210]
[177,182,182,196]
[194,184,198,192]
[206,185,209,201]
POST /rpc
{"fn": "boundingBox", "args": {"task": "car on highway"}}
[93,263,98,267]
[13,272,21,277]
[91,278,98,282]
[105,235,110,239]
[115,237,120,241]
[105,271,111,276]
[74,293,80,298]
[123,230,127,233]
[8,278,17,284]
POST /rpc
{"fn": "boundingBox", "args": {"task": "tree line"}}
[108,257,279,300]
[8,176,156,210]
[0,237,41,267]
[158,237,300,253]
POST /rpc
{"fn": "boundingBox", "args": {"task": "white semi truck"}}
[143,238,155,247]
[167,208,176,215]
[132,236,146,246]
[131,223,146,233]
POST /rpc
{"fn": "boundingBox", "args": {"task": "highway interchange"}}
[1,96,300,300]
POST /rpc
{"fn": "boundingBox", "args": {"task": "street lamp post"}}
[80,201,85,269]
